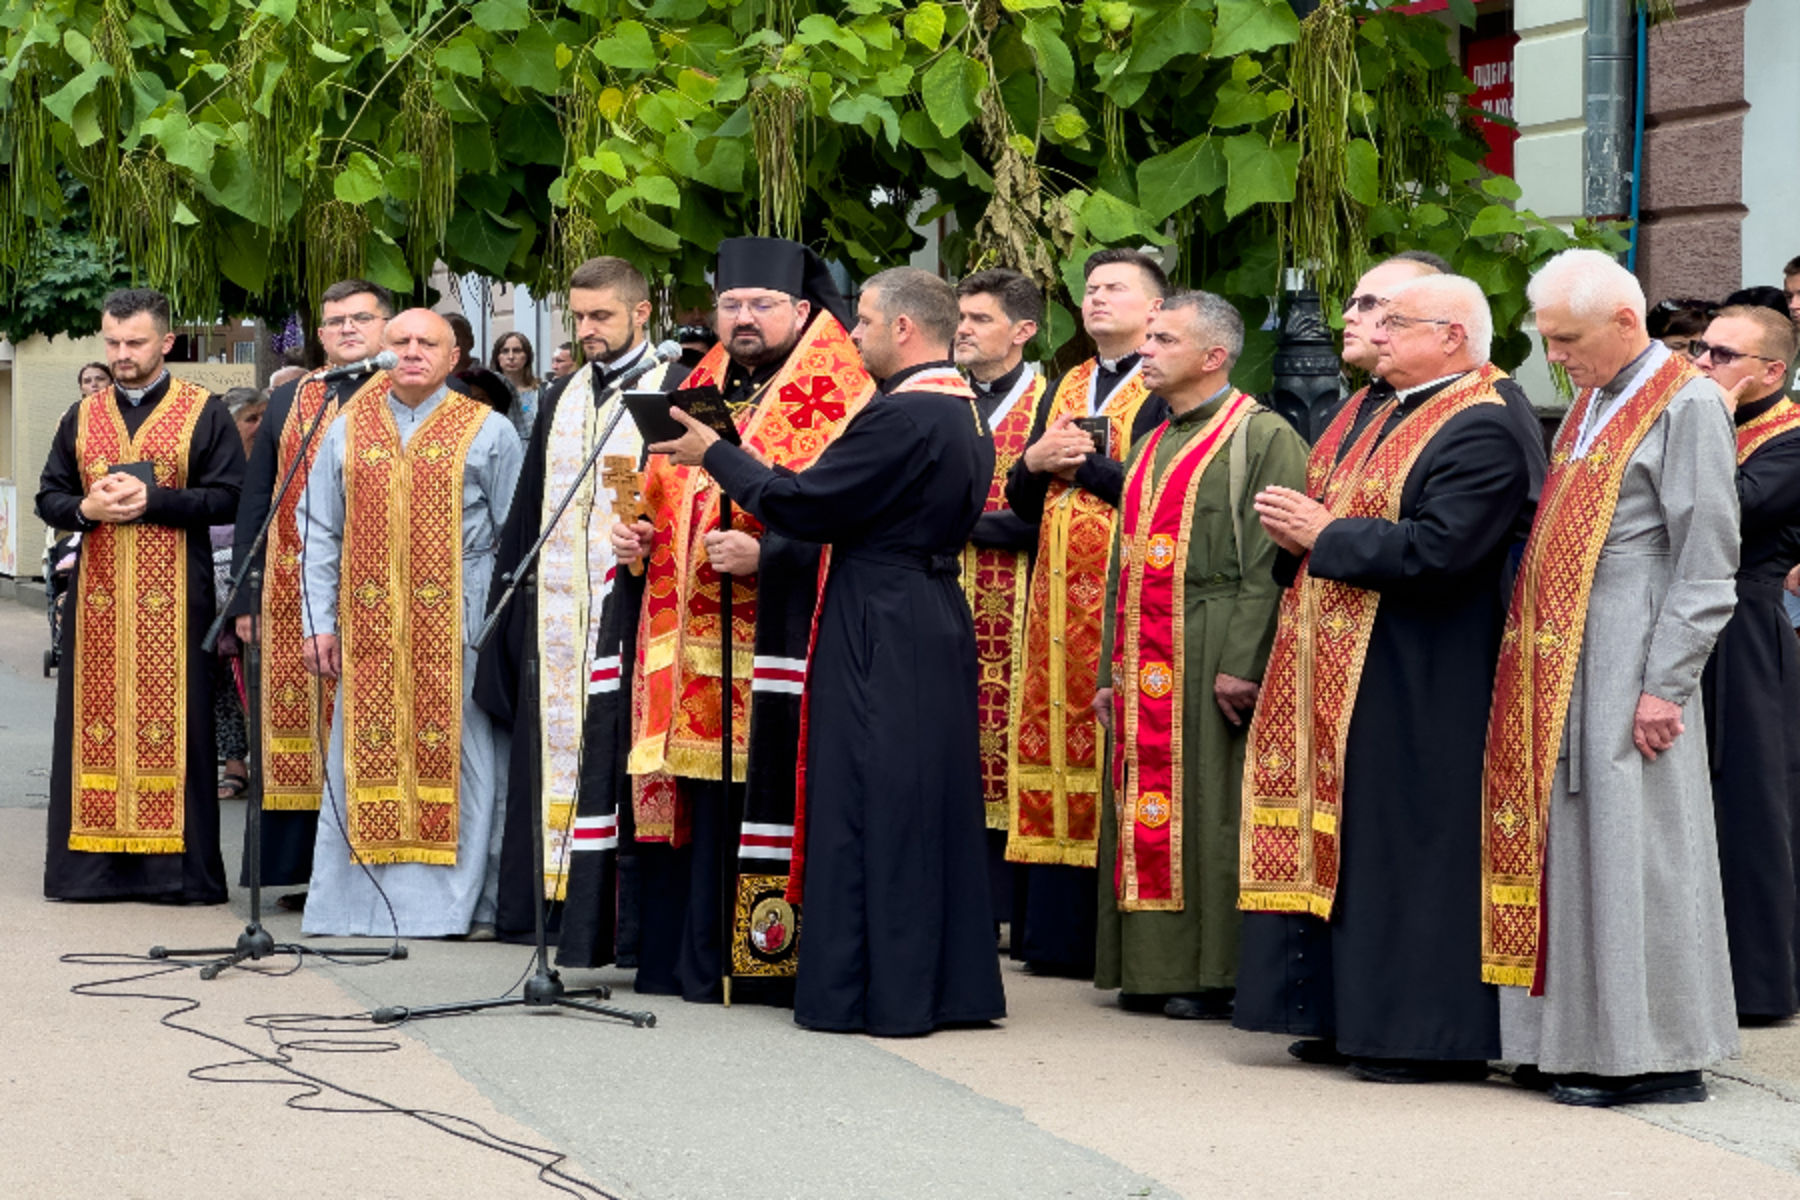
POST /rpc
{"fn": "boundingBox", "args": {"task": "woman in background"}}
[77,362,113,397]
[491,330,540,445]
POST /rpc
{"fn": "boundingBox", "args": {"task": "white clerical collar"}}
[117,370,169,406]
[1393,371,1467,403]
[1097,353,1136,374]
[599,340,649,383]
[1574,341,1669,459]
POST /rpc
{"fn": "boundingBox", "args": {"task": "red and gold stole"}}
[261,372,387,811]
[68,380,210,853]
[628,316,875,839]
[1736,395,1800,464]
[1110,393,1255,910]
[339,387,491,865]
[1481,352,1699,987]
[964,370,1045,829]
[1240,365,1507,916]
[1008,359,1154,867]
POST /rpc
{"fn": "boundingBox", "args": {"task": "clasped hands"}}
[1253,486,1332,555]
[80,473,148,525]
[1023,415,1092,482]
[610,518,760,576]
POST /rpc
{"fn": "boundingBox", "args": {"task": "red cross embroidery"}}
[780,376,844,428]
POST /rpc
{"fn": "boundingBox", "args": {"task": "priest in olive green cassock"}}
[1093,292,1307,1019]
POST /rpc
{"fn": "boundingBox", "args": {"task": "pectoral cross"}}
[602,454,647,576]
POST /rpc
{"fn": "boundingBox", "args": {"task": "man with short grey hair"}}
[1235,274,1536,1082]
[1091,291,1306,1019]
[1484,248,1739,1106]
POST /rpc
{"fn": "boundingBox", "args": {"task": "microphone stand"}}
[370,371,657,1028]
[718,495,738,1008]
[152,373,401,977]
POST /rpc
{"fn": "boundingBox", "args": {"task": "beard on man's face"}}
[728,322,800,368]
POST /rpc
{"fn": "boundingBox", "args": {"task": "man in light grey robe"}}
[298,309,523,938]
[1500,250,1740,1106]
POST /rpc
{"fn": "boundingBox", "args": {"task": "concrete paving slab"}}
[4,600,1800,1200]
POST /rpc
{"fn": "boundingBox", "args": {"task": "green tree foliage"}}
[0,178,133,345]
[0,0,1621,383]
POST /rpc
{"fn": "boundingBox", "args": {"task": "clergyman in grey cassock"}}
[1500,346,1741,1077]
[297,385,522,936]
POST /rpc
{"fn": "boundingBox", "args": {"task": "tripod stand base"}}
[150,924,405,980]
[369,966,655,1029]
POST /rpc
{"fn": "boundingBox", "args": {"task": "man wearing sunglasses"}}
[1694,304,1800,1027]
[1488,249,1739,1108]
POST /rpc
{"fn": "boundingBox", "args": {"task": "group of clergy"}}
[37,236,1800,1086]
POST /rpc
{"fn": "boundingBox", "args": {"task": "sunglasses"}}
[1689,340,1782,368]
[1343,293,1386,315]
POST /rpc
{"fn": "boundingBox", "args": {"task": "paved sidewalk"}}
[3,600,1799,1198]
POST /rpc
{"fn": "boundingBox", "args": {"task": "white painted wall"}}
[1510,0,1589,406]
[1740,0,1800,287]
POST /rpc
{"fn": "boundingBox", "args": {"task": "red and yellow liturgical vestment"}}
[1008,361,1154,867]
[261,373,387,811]
[1480,354,1699,986]
[1240,366,1507,916]
[338,386,489,866]
[628,317,876,839]
[1736,395,1800,464]
[68,380,211,853]
[1110,393,1255,910]
[964,371,1044,828]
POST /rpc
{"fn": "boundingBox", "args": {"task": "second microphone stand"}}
[371,375,656,1028]
[152,371,402,977]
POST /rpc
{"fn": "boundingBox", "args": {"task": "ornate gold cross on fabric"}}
[602,454,647,576]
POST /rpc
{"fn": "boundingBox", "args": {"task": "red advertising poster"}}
[1465,33,1519,177]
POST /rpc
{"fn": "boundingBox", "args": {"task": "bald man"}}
[296,309,524,938]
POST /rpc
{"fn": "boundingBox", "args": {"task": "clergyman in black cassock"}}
[655,267,1006,1035]
[1236,277,1534,1077]
[1697,306,1800,1023]
[38,310,245,902]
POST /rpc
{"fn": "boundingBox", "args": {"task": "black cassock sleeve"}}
[38,395,243,533]
[35,402,88,532]
[1738,431,1800,536]
[701,399,929,541]
[473,372,571,726]
[1305,408,1530,592]
[969,508,1037,551]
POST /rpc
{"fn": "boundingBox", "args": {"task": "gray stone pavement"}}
[4,597,1800,1198]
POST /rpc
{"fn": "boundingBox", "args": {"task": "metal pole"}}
[1585,0,1637,221]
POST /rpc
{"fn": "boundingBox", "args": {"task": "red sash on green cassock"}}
[1110,393,1255,909]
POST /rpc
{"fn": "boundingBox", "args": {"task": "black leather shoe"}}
[1548,1071,1706,1107]
[1288,1038,1349,1066]
[1164,989,1235,1020]
[1118,992,1170,1014]
[1347,1057,1491,1084]
[1510,1064,1556,1091]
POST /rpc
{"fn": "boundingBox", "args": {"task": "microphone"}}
[317,349,399,380]
[613,340,683,390]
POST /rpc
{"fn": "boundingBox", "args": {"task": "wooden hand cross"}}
[602,454,648,576]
